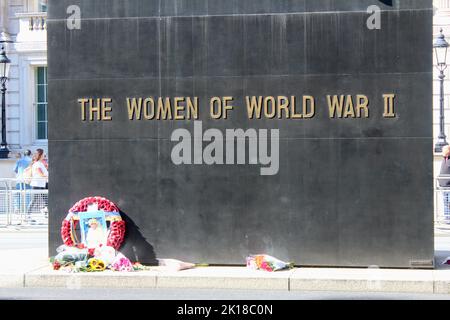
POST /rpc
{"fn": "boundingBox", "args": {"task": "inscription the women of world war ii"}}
[76,94,396,175]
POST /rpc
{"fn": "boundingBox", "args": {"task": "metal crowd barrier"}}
[2,175,450,227]
[435,175,450,225]
[0,178,48,227]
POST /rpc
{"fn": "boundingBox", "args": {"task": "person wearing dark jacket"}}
[439,145,450,220]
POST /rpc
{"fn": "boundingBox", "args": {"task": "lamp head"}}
[434,29,449,70]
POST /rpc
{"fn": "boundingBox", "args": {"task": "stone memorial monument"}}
[47,0,434,268]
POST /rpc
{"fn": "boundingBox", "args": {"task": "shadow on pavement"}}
[435,250,450,269]
[117,211,158,265]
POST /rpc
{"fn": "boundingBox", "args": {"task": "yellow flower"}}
[88,258,105,271]
[255,255,264,267]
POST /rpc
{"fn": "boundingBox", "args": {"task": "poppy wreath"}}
[60,196,126,250]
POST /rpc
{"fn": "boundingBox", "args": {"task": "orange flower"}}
[255,255,264,267]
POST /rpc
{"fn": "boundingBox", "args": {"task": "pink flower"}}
[260,261,273,272]
[111,254,133,272]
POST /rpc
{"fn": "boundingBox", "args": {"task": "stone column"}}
[435,0,450,9]
[0,0,11,42]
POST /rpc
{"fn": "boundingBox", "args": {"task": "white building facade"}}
[0,0,46,176]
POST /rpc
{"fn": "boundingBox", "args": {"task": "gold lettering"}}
[78,98,88,121]
[383,94,396,118]
[303,95,315,119]
[174,97,185,120]
[89,98,101,121]
[187,97,199,120]
[127,98,142,120]
[343,95,356,118]
[102,98,112,121]
[223,97,233,119]
[143,98,155,120]
[327,95,345,118]
[291,96,302,119]
[356,95,369,118]
[210,97,222,119]
[246,96,263,119]
[264,96,276,119]
[277,96,290,119]
[157,97,173,120]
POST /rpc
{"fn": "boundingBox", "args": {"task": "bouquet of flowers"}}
[158,259,196,272]
[53,246,88,265]
[246,254,294,272]
[87,258,106,271]
[111,253,133,272]
[52,244,136,272]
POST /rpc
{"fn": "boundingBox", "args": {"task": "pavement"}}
[3,287,450,300]
[2,226,450,297]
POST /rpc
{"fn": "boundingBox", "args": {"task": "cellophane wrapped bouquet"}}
[246,254,294,272]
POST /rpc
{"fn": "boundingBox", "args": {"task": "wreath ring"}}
[61,196,126,250]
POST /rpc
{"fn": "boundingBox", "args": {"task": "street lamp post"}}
[0,42,11,159]
[434,29,450,153]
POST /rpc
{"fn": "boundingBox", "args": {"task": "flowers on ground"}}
[51,245,132,273]
[246,254,294,272]
[111,253,133,272]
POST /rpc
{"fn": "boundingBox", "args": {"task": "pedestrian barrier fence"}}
[1,176,449,227]
[435,175,450,225]
[0,178,48,227]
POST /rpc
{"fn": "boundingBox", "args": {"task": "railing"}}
[0,178,48,227]
[15,12,47,44]
[28,15,47,31]
[435,175,450,225]
[2,175,449,227]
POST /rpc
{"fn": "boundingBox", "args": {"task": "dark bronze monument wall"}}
[47,0,434,267]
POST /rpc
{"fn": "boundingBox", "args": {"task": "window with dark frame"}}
[36,66,48,140]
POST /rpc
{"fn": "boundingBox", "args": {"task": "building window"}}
[36,67,48,140]
[25,0,47,12]
[39,1,47,12]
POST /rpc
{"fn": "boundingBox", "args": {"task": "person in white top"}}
[26,149,48,222]
[30,148,48,189]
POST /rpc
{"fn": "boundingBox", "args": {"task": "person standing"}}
[13,150,32,212]
[439,145,450,221]
[27,149,48,221]
[30,149,48,190]
[42,153,48,189]
[14,150,32,182]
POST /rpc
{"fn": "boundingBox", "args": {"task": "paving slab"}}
[156,267,293,290]
[0,226,48,233]
[0,248,48,288]
[290,268,435,293]
[0,274,24,288]
[24,266,292,290]
[1,231,450,293]
[25,266,158,289]
[0,249,48,273]
[433,270,450,294]
[21,266,441,293]
[4,252,450,294]
[11,265,450,294]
